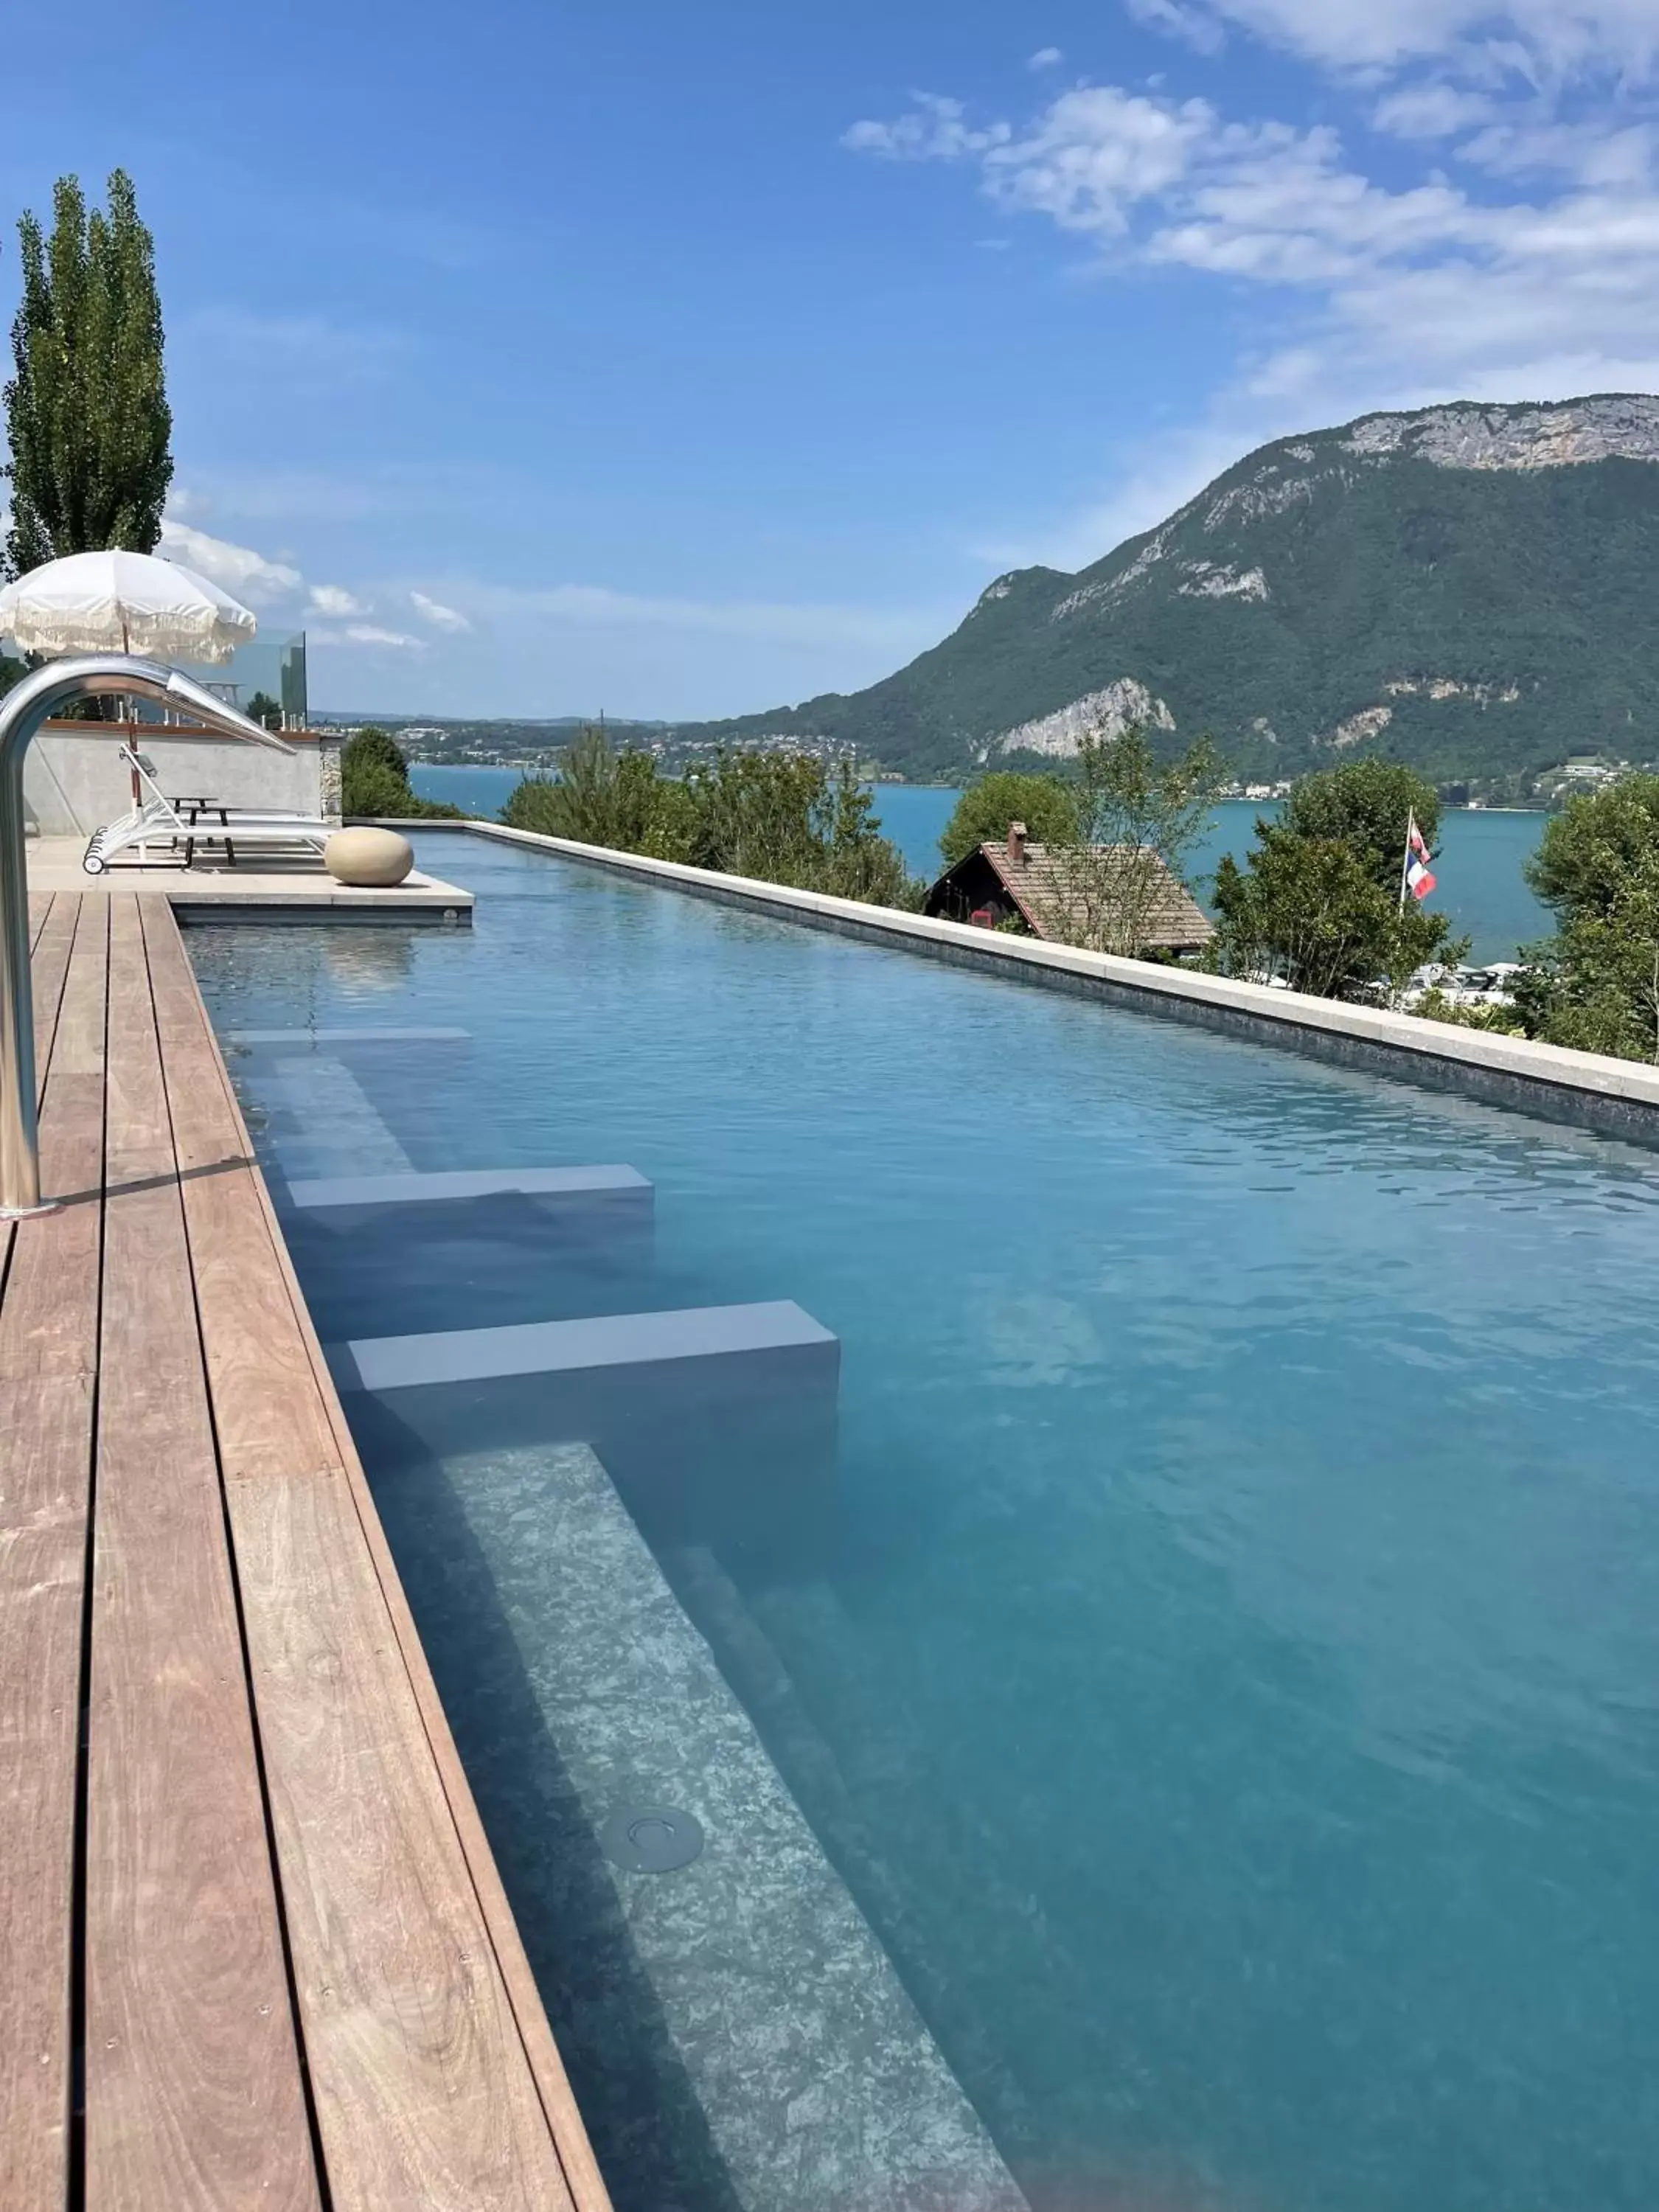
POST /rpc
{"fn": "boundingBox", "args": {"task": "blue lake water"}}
[409,765,1551,962]
[190,832,1659,2212]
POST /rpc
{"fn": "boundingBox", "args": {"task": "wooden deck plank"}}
[24,891,74,1051]
[0,896,105,2212]
[233,1469,580,2212]
[142,903,605,2211]
[139,902,340,1484]
[27,888,52,953]
[84,896,320,2212]
[5,891,613,2212]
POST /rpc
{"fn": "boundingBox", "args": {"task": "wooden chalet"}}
[923,822,1214,953]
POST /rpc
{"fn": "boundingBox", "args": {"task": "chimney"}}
[1006,820,1028,868]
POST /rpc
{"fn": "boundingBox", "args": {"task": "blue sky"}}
[11,0,1659,716]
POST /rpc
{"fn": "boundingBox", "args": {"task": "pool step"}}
[286,1164,652,1222]
[276,1166,657,1343]
[372,1436,1029,2212]
[227,1025,471,1050]
[334,1299,833,1394]
[255,1057,414,1178]
[333,1302,841,1556]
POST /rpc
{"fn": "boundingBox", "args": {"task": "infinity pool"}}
[189,830,1659,2212]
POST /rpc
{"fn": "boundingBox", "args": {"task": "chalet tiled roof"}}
[977,840,1215,949]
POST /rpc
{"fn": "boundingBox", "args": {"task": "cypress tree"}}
[4,169,173,575]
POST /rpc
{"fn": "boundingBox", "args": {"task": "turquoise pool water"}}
[408,768,1549,960]
[190,832,1659,2212]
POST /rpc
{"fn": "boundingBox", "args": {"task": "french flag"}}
[1405,816,1436,901]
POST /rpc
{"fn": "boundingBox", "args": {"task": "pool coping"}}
[366,819,1659,1144]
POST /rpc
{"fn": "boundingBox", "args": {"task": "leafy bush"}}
[1413,988,1525,1037]
[939,771,1078,868]
[341,726,462,819]
[1514,775,1659,1061]
[1213,759,1464,998]
[1278,758,1443,876]
[501,731,695,855]
[502,730,921,908]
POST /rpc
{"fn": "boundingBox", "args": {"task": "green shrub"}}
[503,731,920,908]
[1213,760,1464,998]
[939,771,1078,869]
[341,726,462,818]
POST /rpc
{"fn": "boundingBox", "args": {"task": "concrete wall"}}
[25,723,341,837]
[387,819,1659,1145]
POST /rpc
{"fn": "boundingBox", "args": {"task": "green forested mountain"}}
[674,396,1659,787]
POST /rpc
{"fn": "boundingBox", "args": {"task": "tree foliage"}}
[501,727,695,856]
[1052,724,1225,956]
[1211,759,1462,998]
[939,771,1078,868]
[1514,775,1659,1062]
[341,726,463,819]
[502,731,919,907]
[6,171,173,573]
[1278,757,1443,877]
[245,690,282,731]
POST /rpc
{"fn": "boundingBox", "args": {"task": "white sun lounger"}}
[82,744,332,874]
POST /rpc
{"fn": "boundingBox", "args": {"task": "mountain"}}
[673,395,1659,790]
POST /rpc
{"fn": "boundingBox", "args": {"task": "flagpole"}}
[1398,811,1414,914]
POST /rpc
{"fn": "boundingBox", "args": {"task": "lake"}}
[408,765,1551,964]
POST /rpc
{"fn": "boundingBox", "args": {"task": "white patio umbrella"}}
[0,547,257,662]
[0,549,263,804]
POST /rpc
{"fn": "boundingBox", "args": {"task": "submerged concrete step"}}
[371,1435,1029,2212]
[332,1301,841,1559]
[254,1057,414,1178]
[227,1025,470,1048]
[286,1164,652,1218]
[334,1300,833,1394]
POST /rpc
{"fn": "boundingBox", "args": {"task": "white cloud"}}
[1126,0,1229,57]
[409,589,472,633]
[157,518,302,601]
[1457,116,1656,182]
[305,580,952,719]
[308,622,424,649]
[1029,46,1064,70]
[849,85,1215,230]
[987,86,1217,233]
[1370,80,1495,136]
[307,582,368,616]
[843,94,1011,161]
[467,580,939,653]
[1181,0,1659,75]
[849,63,1659,440]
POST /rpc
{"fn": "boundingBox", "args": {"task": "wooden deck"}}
[0,892,611,2212]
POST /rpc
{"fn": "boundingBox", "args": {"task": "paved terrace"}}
[0,891,608,2211]
[24,835,475,919]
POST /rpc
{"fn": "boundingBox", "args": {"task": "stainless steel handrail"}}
[0,654,295,1216]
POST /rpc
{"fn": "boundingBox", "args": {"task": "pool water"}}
[189,832,1659,2212]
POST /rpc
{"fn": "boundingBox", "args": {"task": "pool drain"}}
[601,1804,705,1874]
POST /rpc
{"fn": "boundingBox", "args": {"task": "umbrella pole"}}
[121,619,145,852]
